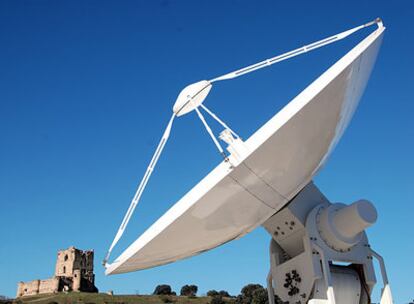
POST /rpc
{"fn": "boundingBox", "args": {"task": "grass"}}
[8,292,235,304]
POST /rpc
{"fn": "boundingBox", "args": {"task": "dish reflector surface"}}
[106,26,384,275]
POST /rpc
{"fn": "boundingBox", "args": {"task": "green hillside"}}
[7,293,234,304]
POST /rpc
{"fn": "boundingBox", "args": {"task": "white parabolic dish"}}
[106,25,385,275]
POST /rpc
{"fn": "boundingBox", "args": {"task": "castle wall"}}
[38,278,59,294]
[17,282,24,298]
[17,247,97,297]
[17,278,59,297]
[17,280,39,297]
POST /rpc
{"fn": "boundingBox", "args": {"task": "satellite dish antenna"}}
[104,18,393,304]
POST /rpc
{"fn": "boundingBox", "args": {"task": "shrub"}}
[180,284,198,297]
[219,290,231,298]
[153,284,173,295]
[207,290,219,297]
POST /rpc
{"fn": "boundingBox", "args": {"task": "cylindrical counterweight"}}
[333,200,377,239]
[318,200,377,251]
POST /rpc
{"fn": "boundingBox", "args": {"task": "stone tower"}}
[55,246,96,292]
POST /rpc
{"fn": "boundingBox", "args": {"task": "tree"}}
[251,288,268,304]
[236,284,283,304]
[180,284,198,297]
[236,284,264,304]
[153,284,173,295]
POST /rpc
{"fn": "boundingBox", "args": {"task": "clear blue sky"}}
[1,0,413,302]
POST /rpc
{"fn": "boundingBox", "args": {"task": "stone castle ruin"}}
[17,247,98,297]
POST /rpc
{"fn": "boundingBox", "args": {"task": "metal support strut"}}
[104,113,176,266]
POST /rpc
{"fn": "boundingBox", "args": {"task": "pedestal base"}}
[263,182,393,304]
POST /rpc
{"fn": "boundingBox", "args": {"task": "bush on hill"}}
[236,284,264,304]
[207,290,219,297]
[153,284,174,295]
[251,288,268,304]
[218,291,231,298]
[236,284,284,304]
[180,285,198,297]
[207,290,231,298]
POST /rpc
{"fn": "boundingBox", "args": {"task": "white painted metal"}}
[210,19,382,83]
[332,200,377,238]
[195,107,227,159]
[380,285,394,304]
[173,80,212,116]
[306,205,377,295]
[105,84,233,264]
[172,19,382,118]
[318,200,377,251]
[104,19,383,267]
[105,22,385,275]
[103,113,176,265]
[200,104,239,139]
[265,183,392,304]
[313,267,362,304]
[370,249,394,304]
